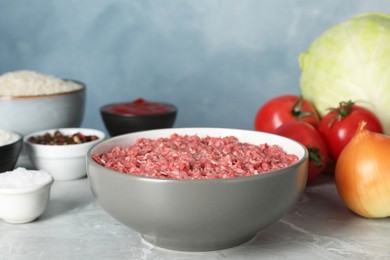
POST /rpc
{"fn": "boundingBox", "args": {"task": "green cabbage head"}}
[300,13,390,134]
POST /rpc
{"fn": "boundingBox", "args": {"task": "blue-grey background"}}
[1,1,389,133]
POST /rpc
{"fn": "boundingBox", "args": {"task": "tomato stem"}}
[327,100,354,128]
[308,145,323,168]
[292,96,314,119]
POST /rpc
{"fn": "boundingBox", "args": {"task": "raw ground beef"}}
[92,134,299,180]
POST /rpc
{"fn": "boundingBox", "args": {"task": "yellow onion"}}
[335,121,390,218]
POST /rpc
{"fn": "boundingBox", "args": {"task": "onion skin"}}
[335,122,390,218]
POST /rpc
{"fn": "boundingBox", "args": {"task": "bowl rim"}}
[0,79,85,100]
[0,130,23,149]
[100,101,178,118]
[0,176,54,195]
[87,127,308,183]
[23,127,106,148]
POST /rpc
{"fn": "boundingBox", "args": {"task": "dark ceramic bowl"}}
[0,132,23,173]
[100,101,177,136]
[87,128,308,252]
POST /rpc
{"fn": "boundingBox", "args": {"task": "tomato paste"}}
[103,98,175,115]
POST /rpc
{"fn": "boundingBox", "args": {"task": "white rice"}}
[0,70,83,97]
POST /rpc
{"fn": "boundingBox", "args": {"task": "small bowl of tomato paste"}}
[100,98,177,136]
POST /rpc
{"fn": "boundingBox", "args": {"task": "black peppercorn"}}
[28,130,99,145]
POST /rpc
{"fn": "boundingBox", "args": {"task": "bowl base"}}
[140,233,256,252]
[2,217,38,224]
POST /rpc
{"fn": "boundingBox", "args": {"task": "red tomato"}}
[274,121,329,182]
[318,101,383,160]
[254,95,320,133]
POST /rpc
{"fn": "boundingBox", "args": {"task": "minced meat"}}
[92,134,299,180]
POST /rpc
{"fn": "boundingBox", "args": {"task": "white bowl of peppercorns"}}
[24,128,105,181]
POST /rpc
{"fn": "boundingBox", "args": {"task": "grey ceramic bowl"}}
[87,128,308,252]
[0,80,85,136]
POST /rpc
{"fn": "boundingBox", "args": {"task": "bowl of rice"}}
[0,70,86,136]
[87,128,308,252]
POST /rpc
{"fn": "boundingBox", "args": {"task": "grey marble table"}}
[1,174,389,260]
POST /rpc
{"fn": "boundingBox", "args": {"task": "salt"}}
[0,129,20,147]
[0,168,53,189]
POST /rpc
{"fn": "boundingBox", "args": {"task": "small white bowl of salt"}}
[0,167,53,224]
